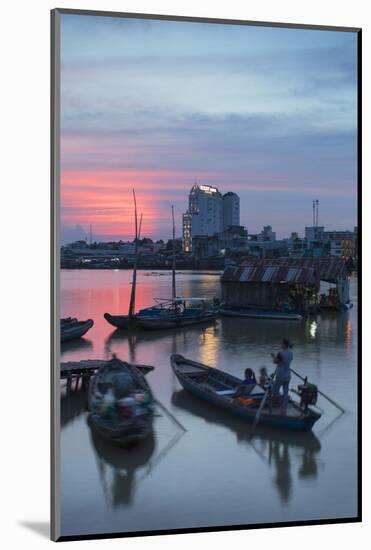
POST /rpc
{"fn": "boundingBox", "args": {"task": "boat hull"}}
[88,413,153,446]
[61,319,94,342]
[221,308,303,320]
[136,312,218,330]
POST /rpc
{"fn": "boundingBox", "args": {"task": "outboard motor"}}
[297,377,318,411]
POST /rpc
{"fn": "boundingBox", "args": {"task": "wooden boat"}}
[135,297,219,330]
[88,357,155,446]
[171,354,321,431]
[220,308,303,320]
[60,317,94,342]
[104,206,219,331]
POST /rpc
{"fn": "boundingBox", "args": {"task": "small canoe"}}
[104,313,139,329]
[60,318,94,342]
[88,357,154,446]
[171,354,321,431]
[220,308,303,321]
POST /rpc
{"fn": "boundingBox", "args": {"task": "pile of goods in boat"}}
[92,373,153,423]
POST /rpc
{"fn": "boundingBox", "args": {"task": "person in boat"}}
[235,368,256,397]
[271,339,293,413]
[243,368,256,385]
[259,367,269,389]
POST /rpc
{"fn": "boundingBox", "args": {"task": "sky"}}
[60,14,358,244]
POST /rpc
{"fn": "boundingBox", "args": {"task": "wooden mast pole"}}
[171,205,176,300]
[129,189,138,318]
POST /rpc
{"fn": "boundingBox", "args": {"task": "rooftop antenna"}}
[89,224,92,245]
[312,200,315,227]
[316,199,319,227]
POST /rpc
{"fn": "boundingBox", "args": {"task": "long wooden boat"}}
[60,317,94,342]
[171,354,321,431]
[88,357,155,446]
[135,297,219,330]
[220,308,303,321]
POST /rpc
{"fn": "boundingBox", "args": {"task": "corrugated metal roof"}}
[221,262,317,285]
[251,258,349,282]
[222,257,350,284]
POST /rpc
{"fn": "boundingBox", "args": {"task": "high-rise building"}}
[222,192,240,230]
[182,184,222,251]
[182,184,241,252]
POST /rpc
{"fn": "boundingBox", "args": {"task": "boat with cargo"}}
[88,356,155,446]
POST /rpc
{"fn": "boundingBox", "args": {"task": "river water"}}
[60,270,358,537]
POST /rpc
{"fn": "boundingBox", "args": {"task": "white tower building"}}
[182,184,240,252]
[222,192,240,230]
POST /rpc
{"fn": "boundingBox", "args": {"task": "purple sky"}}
[60,15,358,243]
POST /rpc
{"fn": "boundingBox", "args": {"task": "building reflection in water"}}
[172,389,321,504]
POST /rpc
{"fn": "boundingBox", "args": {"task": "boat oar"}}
[154,399,187,432]
[250,372,276,434]
[290,367,345,413]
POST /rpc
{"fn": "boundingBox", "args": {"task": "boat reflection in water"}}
[171,389,321,504]
[61,337,93,355]
[89,428,156,508]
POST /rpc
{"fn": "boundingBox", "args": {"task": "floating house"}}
[255,258,352,310]
[221,258,352,316]
[221,261,318,317]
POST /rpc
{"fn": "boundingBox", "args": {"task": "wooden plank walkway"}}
[60,359,154,393]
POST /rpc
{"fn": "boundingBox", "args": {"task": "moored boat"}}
[220,308,303,320]
[171,354,321,431]
[88,356,155,446]
[60,317,94,342]
[135,297,219,330]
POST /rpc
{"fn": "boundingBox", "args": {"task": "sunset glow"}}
[60,15,357,243]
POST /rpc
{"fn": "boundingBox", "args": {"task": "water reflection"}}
[105,322,220,361]
[61,387,88,428]
[60,271,357,534]
[89,429,156,508]
[171,389,321,504]
[61,337,93,355]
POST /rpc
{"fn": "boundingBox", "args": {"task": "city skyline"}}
[60,15,357,244]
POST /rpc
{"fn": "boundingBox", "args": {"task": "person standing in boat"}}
[271,339,293,413]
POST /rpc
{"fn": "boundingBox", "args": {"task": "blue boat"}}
[220,308,303,320]
[135,297,219,330]
[171,354,321,432]
[61,317,94,342]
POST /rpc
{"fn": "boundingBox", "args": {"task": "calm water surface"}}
[60,270,358,536]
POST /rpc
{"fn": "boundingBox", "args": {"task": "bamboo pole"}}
[129,189,138,318]
[171,205,176,300]
[290,367,345,413]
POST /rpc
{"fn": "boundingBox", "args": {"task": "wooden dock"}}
[60,359,154,393]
